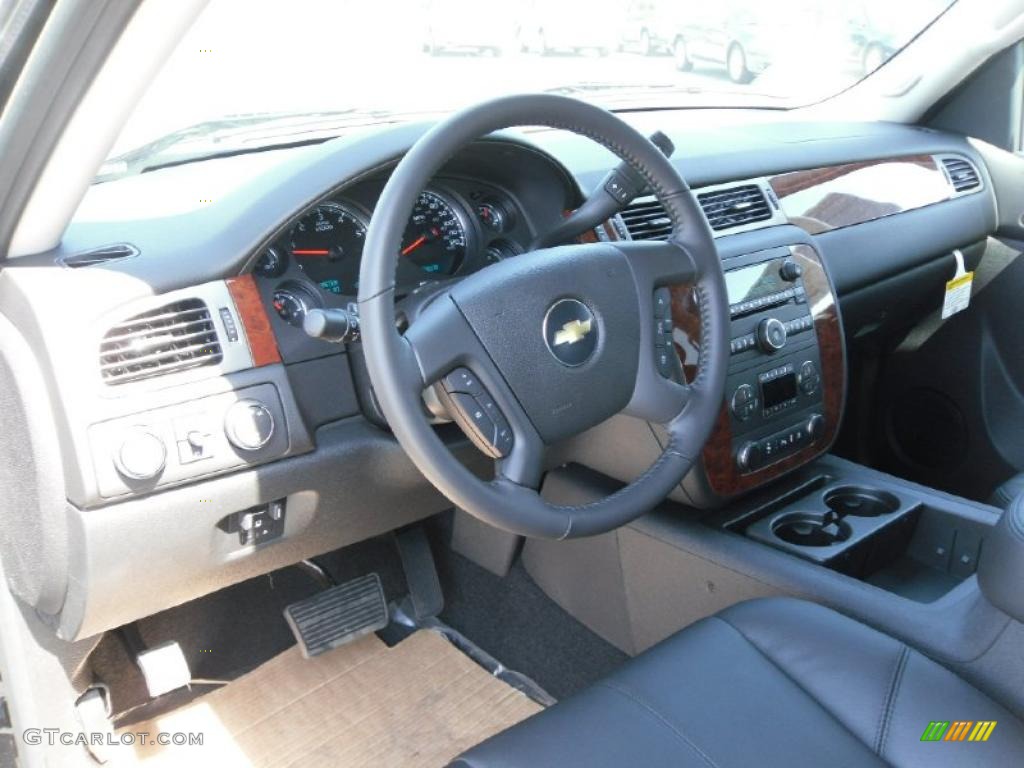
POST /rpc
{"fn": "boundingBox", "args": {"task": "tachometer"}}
[400,190,469,277]
[289,202,367,295]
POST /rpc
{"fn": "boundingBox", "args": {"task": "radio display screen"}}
[761,373,798,409]
[725,261,787,305]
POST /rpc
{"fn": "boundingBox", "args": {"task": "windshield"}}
[105,0,956,174]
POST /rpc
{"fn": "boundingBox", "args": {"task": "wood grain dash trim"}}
[768,155,950,235]
[227,275,281,368]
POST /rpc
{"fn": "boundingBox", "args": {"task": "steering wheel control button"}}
[224,399,275,451]
[443,367,483,397]
[114,429,167,481]
[730,384,758,421]
[652,287,671,319]
[442,379,515,459]
[543,299,598,367]
[757,317,788,353]
[451,392,498,452]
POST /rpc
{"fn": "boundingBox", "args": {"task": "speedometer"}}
[400,190,469,276]
[289,201,367,295]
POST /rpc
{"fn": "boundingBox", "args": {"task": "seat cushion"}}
[990,473,1024,509]
[453,597,1024,767]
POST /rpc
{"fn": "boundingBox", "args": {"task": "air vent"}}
[100,298,222,385]
[941,157,981,193]
[619,198,673,240]
[60,243,138,268]
[696,184,773,231]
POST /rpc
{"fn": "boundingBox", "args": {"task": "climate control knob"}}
[806,413,826,440]
[757,318,787,353]
[736,441,764,473]
[224,399,275,451]
[114,429,167,481]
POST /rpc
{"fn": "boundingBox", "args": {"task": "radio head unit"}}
[699,244,842,490]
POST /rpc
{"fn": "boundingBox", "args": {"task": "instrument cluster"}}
[255,179,531,329]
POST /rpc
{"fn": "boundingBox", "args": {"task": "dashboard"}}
[0,112,1007,642]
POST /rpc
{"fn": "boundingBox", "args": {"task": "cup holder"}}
[824,486,900,518]
[772,512,852,547]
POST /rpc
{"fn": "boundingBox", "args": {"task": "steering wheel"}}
[358,94,729,539]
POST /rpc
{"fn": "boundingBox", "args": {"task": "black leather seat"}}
[454,597,1024,767]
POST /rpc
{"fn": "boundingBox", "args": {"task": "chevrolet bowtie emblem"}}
[553,318,593,346]
[543,298,597,367]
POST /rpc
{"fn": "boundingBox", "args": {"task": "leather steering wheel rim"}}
[358,94,730,539]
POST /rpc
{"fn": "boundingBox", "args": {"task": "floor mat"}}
[431,528,628,700]
[115,630,541,767]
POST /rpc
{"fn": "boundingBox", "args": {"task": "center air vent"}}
[619,197,673,241]
[941,157,981,193]
[696,184,773,231]
[100,298,222,385]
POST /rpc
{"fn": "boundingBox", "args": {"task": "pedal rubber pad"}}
[285,573,389,658]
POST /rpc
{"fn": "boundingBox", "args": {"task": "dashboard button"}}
[224,399,275,451]
[730,384,757,421]
[799,360,821,395]
[115,429,167,481]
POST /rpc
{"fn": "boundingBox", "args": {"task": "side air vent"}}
[697,184,773,231]
[60,243,138,268]
[100,298,222,385]
[619,198,673,240]
[941,157,981,193]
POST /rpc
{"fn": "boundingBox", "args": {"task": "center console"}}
[672,242,845,505]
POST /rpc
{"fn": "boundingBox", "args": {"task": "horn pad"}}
[449,243,641,443]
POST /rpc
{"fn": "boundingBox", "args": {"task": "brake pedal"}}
[284,573,389,658]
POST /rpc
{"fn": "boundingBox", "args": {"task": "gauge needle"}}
[401,234,428,256]
[292,249,330,256]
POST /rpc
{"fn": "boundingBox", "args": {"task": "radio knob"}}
[757,318,787,353]
[779,260,803,281]
[736,441,764,473]
[114,429,166,481]
[225,399,275,451]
